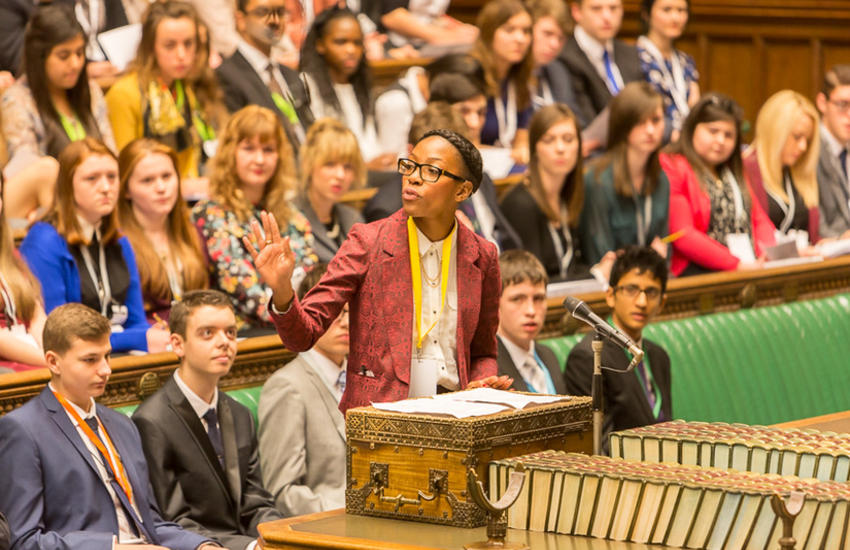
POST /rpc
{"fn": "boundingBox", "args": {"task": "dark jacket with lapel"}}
[132,377,281,550]
[292,194,364,264]
[817,127,850,238]
[497,337,566,394]
[564,332,672,454]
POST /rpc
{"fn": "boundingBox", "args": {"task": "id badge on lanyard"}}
[494,81,518,148]
[722,169,756,262]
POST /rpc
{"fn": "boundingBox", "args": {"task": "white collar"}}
[300,348,347,398]
[76,215,101,243]
[820,122,847,156]
[173,370,219,420]
[414,221,457,259]
[49,381,97,422]
[498,334,536,371]
[237,38,275,77]
[574,25,614,63]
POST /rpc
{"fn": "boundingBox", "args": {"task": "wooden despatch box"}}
[345,394,592,527]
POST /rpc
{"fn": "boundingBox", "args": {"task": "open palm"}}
[243,211,296,307]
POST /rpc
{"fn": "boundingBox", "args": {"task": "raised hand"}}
[242,211,296,310]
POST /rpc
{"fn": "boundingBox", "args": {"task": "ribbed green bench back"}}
[115,385,264,423]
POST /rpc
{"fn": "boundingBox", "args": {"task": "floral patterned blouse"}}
[192,199,318,329]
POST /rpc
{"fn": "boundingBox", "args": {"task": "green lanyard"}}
[59,112,86,142]
[174,80,216,143]
[634,346,662,419]
[271,92,299,125]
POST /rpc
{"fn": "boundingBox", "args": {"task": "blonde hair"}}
[209,105,297,223]
[117,139,207,308]
[0,178,42,322]
[298,118,366,193]
[750,90,820,208]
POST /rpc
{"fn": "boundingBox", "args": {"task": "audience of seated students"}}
[744,90,821,245]
[133,290,281,549]
[106,1,225,195]
[117,139,208,322]
[816,64,850,239]
[216,0,314,153]
[559,0,643,129]
[526,0,583,121]
[0,303,218,550]
[21,138,169,353]
[0,172,46,371]
[258,263,348,517]
[581,82,669,265]
[496,250,566,394]
[661,94,776,276]
[1,4,115,221]
[379,0,478,50]
[193,105,317,330]
[471,0,534,165]
[637,0,699,142]
[502,104,588,280]
[300,7,395,171]
[293,118,365,263]
[565,245,671,455]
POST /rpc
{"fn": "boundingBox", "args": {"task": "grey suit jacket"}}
[132,377,281,550]
[258,354,347,517]
[292,194,364,264]
[817,128,850,238]
[496,337,566,394]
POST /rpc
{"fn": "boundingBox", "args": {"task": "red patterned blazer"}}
[271,209,500,414]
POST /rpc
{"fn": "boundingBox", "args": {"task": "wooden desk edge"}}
[772,409,850,430]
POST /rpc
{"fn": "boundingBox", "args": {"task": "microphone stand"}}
[591,331,605,456]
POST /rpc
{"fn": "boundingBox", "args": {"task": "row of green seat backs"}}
[541,293,850,426]
[115,386,263,423]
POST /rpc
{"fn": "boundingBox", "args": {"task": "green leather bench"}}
[115,385,264,423]
[541,292,850,426]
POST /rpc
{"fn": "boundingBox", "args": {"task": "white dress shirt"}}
[498,335,549,394]
[573,25,624,95]
[236,39,290,98]
[173,370,218,425]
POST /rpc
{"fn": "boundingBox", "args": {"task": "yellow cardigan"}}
[105,72,201,179]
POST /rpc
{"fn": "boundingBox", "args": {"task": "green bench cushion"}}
[115,385,264,423]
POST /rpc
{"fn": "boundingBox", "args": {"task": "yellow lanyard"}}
[59,112,86,141]
[407,217,455,349]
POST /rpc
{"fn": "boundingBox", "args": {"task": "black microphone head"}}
[563,296,582,314]
[563,296,594,324]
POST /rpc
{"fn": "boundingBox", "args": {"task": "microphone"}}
[563,296,644,370]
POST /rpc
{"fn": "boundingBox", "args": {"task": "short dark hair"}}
[297,263,329,300]
[169,289,235,337]
[609,246,668,293]
[499,250,548,291]
[428,72,486,105]
[822,65,850,97]
[417,128,483,192]
[43,303,111,355]
[424,53,485,82]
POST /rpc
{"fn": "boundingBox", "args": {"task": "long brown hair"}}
[44,138,120,246]
[526,103,583,227]
[471,0,535,111]
[591,81,664,198]
[117,139,207,306]
[209,105,297,224]
[0,173,42,322]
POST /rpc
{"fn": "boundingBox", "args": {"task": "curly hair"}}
[418,128,483,192]
[208,105,296,224]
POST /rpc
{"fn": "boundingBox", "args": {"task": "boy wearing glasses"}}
[564,245,671,454]
[816,64,850,238]
[246,129,510,414]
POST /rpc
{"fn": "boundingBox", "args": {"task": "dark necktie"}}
[839,148,848,181]
[85,416,101,435]
[336,369,346,393]
[203,408,225,468]
[635,361,659,418]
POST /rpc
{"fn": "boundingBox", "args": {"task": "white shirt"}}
[573,25,624,95]
[411,223,459,393]
[469,189,498,250]
[50,383,146,545]
[375,66,428,158]
[498,335,548,393]
[173,370,218,426]
[236,39,291,98]
[300,348,347,403]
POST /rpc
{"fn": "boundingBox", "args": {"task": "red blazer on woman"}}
[271,209,500,413]
[661,153,776,276]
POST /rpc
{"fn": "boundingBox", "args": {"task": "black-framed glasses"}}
[397,158,465,183]
[246,6,286,19]
[615,284,662,301]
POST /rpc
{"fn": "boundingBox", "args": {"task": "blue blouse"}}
[481,79,532,146]
[638,41,699,136]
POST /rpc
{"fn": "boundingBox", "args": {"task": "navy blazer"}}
[0,388,210,550]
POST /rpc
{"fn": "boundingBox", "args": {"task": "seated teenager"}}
[471,0,534,165]
[21,138,169,353]
[496,250,565,394]
[106,1,225,194]
[581,82,669,265]
[564,245,671,455]
[245,128,512,413]
[117,139,208,322]
[133,290,281,549]
[661,94,775,276]
[258,263,348,516]
[1,4,115,220]
[293,118,365,263]
[502,104,588,280]
[526,0,583,119]
[380,0,478,50]
[0,171,47,371]
[0,303,217,550]
[637,0,700,142]
[300,7,395,171]
[744,90,821,245]
[816,65,850,239]
[193,105,317,330]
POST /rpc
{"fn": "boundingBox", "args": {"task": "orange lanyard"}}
[53,390,134,503]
